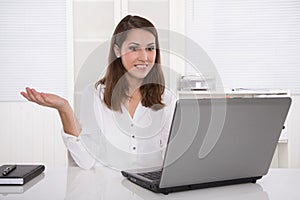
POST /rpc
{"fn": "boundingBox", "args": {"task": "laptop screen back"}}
[160,98,291,188]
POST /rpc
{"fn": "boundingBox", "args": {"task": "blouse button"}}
[132,135,135,139]
[133,146,136,150]
[130,123,134,127]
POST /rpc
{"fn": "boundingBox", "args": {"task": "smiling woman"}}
[116,29,156,80]
[114,29,157,117]
[97,15,166,113]
[21,15,177,170]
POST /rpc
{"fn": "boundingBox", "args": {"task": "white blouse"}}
[61,84,177,171]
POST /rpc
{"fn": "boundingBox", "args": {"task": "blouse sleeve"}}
[61,130,96,169]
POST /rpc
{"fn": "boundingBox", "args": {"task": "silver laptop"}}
[121,97,291,194]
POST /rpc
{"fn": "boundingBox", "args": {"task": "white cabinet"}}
[73,0,114,81]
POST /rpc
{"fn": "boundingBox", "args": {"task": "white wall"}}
[287,95,300,168]
[0,0,72,166]
[0,102,67,166]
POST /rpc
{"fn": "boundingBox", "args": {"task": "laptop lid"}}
[159,97,291,188]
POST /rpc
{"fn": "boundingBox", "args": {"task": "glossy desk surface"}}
[1,166,300,200]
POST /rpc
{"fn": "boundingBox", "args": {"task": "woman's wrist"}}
[57,101,80,137]
[57,99,71,113]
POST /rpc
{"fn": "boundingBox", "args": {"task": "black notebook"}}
[0,165,45,185]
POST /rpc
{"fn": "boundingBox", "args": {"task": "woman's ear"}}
[114,44,121,58]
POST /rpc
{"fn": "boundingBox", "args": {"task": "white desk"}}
[1,166,300,200]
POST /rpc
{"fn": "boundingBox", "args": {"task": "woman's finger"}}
[20,91,29,100]
[26,87,39,102]
[24,87,34,102]
[31,89,46,105]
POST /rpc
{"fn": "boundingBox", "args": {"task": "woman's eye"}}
[129,46,138,51]
[147,47,155,51]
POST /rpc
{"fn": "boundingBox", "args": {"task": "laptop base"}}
[122,171,262,195]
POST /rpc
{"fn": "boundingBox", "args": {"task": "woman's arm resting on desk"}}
[20,87,80,137]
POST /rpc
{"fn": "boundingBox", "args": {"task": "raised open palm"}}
[20,87,68,111]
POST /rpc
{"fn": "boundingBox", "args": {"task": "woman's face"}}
[116,29,156,80]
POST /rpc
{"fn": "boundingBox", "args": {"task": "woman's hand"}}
[21,87,80,136]
[20,87,68,112]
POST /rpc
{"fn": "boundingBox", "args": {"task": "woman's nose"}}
[138,49,148,61]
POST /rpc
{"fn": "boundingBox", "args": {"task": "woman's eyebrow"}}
[147,42,156,46]
[128,42,140,46]
[128,42,156,46]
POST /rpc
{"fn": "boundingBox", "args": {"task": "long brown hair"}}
[95,15,165,111]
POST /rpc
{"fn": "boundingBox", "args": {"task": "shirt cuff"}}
[61,129,96,169]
